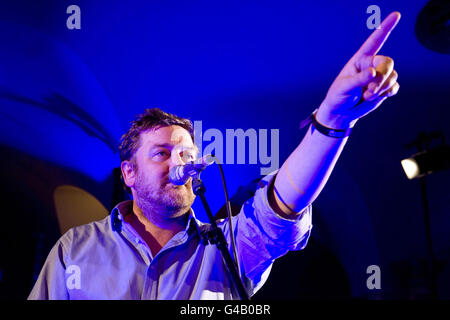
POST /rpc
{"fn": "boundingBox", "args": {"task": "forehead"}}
[138,125,194,149]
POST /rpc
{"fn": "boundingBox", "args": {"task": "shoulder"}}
[58,215,113,253]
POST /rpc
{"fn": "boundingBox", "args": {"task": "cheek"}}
[136,164,167,185]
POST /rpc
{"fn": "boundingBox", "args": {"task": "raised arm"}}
[270,12,401,217]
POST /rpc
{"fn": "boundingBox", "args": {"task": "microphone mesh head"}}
[203,154,215,165]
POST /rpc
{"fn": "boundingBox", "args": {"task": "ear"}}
[121,160,136,189]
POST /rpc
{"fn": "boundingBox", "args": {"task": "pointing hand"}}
[316,11,401,129]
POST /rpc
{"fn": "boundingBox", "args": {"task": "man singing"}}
[29,12,401,299]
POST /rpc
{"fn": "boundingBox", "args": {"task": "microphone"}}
[169,154,215,185]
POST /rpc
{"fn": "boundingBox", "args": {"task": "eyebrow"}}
[147,142,199,156]
[150,143,174,149]
[149,143,197,151]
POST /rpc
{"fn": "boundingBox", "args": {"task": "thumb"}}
[340,67,376,93]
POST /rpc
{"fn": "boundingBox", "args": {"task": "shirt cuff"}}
[258,170,311,221]
[251,171,313,251]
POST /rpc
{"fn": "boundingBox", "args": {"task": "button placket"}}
[144,261,159,299]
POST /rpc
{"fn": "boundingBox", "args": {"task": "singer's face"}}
[127,125,197,219]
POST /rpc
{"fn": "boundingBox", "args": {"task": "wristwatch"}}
[299,109,352,138]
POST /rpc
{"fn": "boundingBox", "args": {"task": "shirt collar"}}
[110,200,202,237]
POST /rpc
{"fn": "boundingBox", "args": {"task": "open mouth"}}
[165,180,186,188]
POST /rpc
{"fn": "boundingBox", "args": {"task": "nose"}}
[171,150,185,166]
[170,146,191,168]
[171,145,196,167]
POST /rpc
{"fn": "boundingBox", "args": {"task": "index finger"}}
[357,11,401,57]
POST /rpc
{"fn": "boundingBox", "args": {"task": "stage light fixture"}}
[401,132,449,299]
[401,145,450,179]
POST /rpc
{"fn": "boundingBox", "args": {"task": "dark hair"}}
[119,108,194,163]
[118,108,195,193]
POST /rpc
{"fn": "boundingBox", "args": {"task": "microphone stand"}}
[192,175,250,300]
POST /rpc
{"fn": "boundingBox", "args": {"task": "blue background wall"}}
[0,0,449,299]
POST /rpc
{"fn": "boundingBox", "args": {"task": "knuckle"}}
[390,83,400,96]
[374,56,394,75]
[379,56,394,72]
[391,69,398,78]
[386,57,394,66]
[389,72,398,85]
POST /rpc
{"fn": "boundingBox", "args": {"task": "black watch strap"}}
[300,110,352,138]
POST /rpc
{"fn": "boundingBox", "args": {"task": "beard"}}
[133,169,195,220]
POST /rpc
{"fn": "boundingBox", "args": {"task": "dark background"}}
[0,0,449,299]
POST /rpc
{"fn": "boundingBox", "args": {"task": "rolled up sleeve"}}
[220,172,312,296]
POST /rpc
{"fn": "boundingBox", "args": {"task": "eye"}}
[152,150,170,161]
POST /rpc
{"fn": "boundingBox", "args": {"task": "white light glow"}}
[401,158,420,179]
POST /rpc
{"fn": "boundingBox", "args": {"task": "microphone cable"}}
[213,158,242,281]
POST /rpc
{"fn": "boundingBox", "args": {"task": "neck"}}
[126,201,188,256]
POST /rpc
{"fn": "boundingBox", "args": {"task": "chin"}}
[164,190,195,211]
